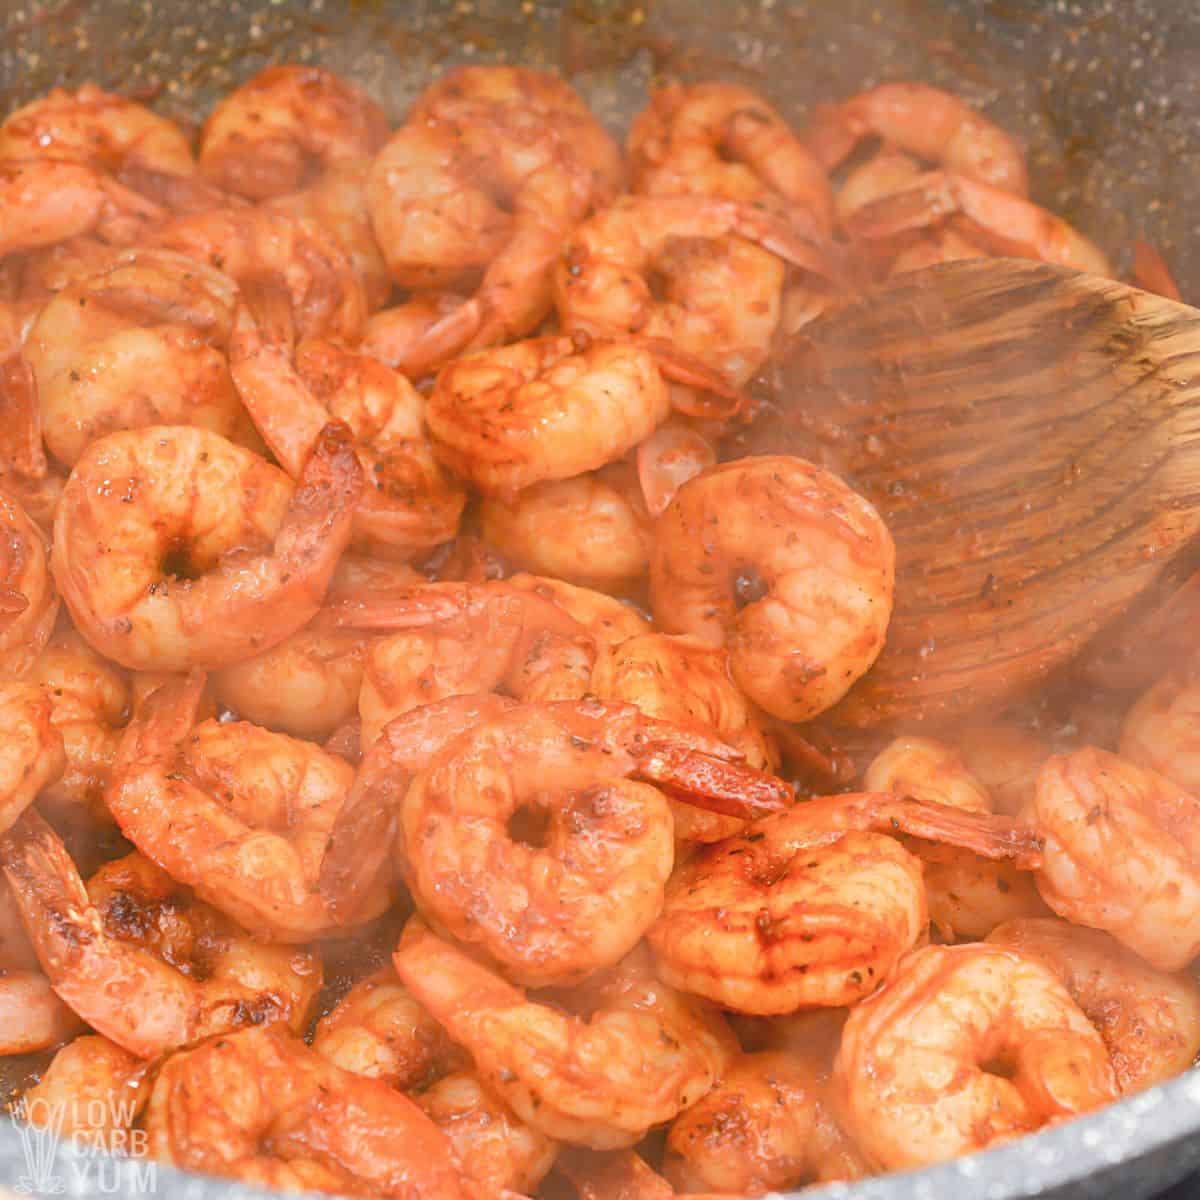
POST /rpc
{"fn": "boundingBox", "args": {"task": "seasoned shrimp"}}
[105,672,389,941]
[0,160,164,258]
[957,722,1052,817]
[1119,667,1200,791]
[230,305,465,559]
[0,487,59,675]
[833,943,1117,1170]
[211,556,418,740]
[0,812,322,1058]
[395,922,735,1149]
[556,196,827,386]
[664,1049,867,1193]
[988,917,1200,1094]
[18,1035,144,1149]
[269,161,392,310]
[427,334,690,495]
[25,248,244,467]
[1029,747,1200,971]
[0,84,195,178]
[53,423,361,672]
[844,170,1112,275]
[0,683,65,835]
[592,632,778,844]
[651,456,895,722]
[806,82,1029,195]
[313,966,464,1090]
[152,206,367,342]
[504,573,652,645]
[199,65,388,201]
[650,792,1041,1013]
[480,464,654,591]
[864,735,992,813]
[628,80,833,235]
[361,291,474,379]
[142,1023,480,1199]
[400,699,790,986]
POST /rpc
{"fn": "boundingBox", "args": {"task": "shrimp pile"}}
[0,57,1191,1200]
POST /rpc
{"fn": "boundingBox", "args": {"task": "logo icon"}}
[12,1097,67,1194]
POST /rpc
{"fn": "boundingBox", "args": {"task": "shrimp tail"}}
[648,748,795,819]
[114,670,206,771]
[0,351,49,482]
[632,336,750,421]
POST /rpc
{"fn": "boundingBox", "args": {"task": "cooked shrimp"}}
[427,334,733,495]
[152,206,367,342]
[22,627,127,822]
[0,968,84,1056]
[988,917,1200,1094]
[833,943,1117,1170]
[556,196,827,386]
[650,456,895,722]
[806,82,1028,195]
[419,1071,559,1195]
[864,735,992,813]
[1119,667,1200,791]
[199,65,388,201]
[480,464,654,591]
[400,699,790,986]
[844,170,1112,275]
[0,813,320,1058]
[664,1049,867,1193]
[18,1035,144,1150]
[0,683,65,835]
[889,227,989,275]
[956,722,1052,817]
[1029,747,1200,971]
[628,80,833,235]
[504,573,652,645]
[650,792,1041,1013]
[395,922,735,1149]
[53,423,361,671]
[25,248,244,467]
[557,1149,676,1200]
[313,966,464,1089]
[0,487,59,675]
[834,148,925,229]
[105,671,389,941]
[231,305,464,559]
[211,557,419,740]
[0,160,164,258]
[269,161,392,310]
[0,84,195,178]
[361,291,474,379]
[142,1023,480,1199]
[592,632,778,844]
[636,417,718,518]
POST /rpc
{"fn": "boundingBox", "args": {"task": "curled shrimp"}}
[480,464,654,591]
[395,921,736,1149]
[556,196,827,386]
[141,1022,481,1199]
[401,698,789,986]
[106,671,390,941]
[844,170,1112,276]
[957,722,1052,817]
[0,487,59,675]
[0,159,163,259]
[0,811,321,1057]
[832,943,1117,1170]
[152,206,367,342]
[199,65,388,201]
[806,82,1029,195]
[0,683,65,835]
[864,735,1051,939]
[17,1035,144,1149]
[628,80,833,235]
[1119,667,1200,791]
[230,302,465,559]
[988,917,1200,1094]
[664,1048,867,1194]
[427,334,702,495]
[0,84,195,179]
[24,248,245,468]
[269,161,393,310]
[650,456,895,722]
[592,632,778,845]
[1029,746,1200,971]
[649,792,1041,1014]
[361,291,473,379]
[52,423,361,672]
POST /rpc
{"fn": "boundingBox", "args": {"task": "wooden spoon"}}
[739,257,1200,729]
